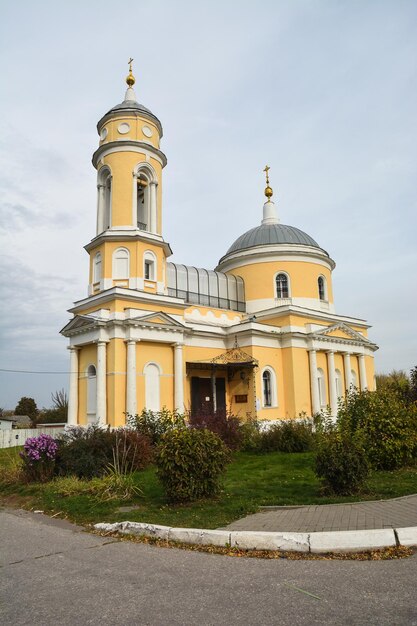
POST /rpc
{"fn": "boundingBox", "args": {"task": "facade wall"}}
[78,344,98,425]
[228,260,334,303]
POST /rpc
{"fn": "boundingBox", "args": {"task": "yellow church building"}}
[61,64,378,427]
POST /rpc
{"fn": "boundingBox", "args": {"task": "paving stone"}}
[224,495,417,533]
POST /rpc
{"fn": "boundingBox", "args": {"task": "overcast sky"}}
[0,0,416,409]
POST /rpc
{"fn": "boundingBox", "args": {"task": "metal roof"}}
[97,99,163,135]
[226,223,321,255]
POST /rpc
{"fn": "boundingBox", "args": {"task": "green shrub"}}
[315,432,370,495]
[113,429,153,472]
[127,408,186,446]
[338,388,417,470]
[258,419,315,453]
[55,425,152,479]
[239,419,262,452]
[188,408,243,450]
[155,428,230,502]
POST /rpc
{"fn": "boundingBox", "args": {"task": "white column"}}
[96,184,105,234]
[150,182,158,233]
[359,354,368,391]
[174,343,184,412]
[126,340,137,417]
[308,349,320,415]
[132,173,138,227]
[343,352,352,391]
[327,350,338,419]
[67,347,79,426]
[96,341,107,426]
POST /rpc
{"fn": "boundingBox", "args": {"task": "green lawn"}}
[0,447,416,529]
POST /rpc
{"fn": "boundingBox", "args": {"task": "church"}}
[61,63,378,427]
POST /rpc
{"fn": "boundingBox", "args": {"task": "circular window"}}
[118,123,130,135]
[100,127,108,140]
[142,125,153,138]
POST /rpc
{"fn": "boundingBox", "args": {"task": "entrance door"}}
[191,376,226,415]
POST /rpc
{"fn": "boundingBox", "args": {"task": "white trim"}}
[93,143,166,169]
[216,247,335,272]
[246,297,336,314]
[318,274,328,301]
[274,271,291,299]
[143,250,157,281]
[144,361,162,412]
[261,365,278,408]
[112,247,130,279]
[317,367,327,409]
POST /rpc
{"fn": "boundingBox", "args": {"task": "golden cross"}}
[263,165,270,185]
[128,57,134,71]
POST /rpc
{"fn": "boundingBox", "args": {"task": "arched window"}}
[137,172,150,231]
[113,248,129,279]
[93,252,101,283]
[351,369,358,388]
[87,365,97,421]
[317,368,327,408]
[262,370,272,407]
[318,275,327,301]
[335,368,343,398]
[144,363,160,411]
[261,367,278,408]
[144,250,157,281]
[276,273,289,299]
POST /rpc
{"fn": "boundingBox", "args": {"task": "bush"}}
[113,429,153,472]
[188,408,243,451]
[127,408,186,446]
[55,425,153,479]
[315,432,370,495]
[258,419,316,453]
[338,388,417,470]
[239,419,262,452]
[55,425,115,479]
[156,428,230,502]
[20,434,58,482]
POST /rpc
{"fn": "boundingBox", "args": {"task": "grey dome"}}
[107,99,155,116]
[226,223,321,255]
[97,99,163,135]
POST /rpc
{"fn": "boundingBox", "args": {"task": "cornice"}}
[68,287,188,315]
[216,244,336,272]
[84,231,173,257]
[253,304,370,328]
[92,140,167,168]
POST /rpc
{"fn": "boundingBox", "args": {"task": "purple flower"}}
[21,434,58,465]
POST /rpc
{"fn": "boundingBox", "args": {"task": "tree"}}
[409,366,417,404]
[15,397,39,425]
[39,389,68,424]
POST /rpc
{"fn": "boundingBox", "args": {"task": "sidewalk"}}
[223,494,417,533]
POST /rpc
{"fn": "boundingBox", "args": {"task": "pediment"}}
[60,315,99,335]
[129,311,185,329]
[313,322,369,344]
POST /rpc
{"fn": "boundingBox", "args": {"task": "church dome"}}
[226,223,320,255]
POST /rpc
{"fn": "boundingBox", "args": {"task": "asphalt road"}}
[1,509,417,626]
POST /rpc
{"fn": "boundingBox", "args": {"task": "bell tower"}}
[85,60,172,297]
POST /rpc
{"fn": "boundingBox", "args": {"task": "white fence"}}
[0,427,66,449]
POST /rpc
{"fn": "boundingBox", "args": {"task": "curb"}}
[94,521,417,553]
